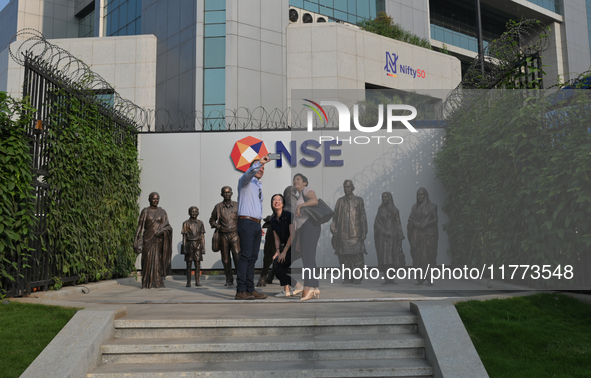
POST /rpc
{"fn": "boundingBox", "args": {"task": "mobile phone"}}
[268,153,281,160]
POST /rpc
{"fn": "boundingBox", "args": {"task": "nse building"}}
[1,0,583,270]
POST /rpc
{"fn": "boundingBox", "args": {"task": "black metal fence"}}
[2,52,139,297]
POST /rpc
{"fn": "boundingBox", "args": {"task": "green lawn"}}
[456,293,591,378]
[0,301,78,378]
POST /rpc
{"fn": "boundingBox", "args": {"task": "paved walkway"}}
[11,274,540,314]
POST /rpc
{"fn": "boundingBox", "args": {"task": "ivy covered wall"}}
[0,93,35,297]
[46,94,141,284]
[435,89,591,286]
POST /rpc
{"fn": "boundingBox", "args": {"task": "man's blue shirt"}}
[237,161,263,219]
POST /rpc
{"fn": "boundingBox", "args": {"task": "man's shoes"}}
[225,281,234,287]
[251,290,268,299]
[235,291,255,300]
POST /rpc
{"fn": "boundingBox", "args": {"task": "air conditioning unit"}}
[289,7,327,24]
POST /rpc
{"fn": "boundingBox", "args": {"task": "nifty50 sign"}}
[384,52,426,79]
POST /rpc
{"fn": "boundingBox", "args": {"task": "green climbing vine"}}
[45,90,140,284]
[435,87,591,287]
[0,92,36,298]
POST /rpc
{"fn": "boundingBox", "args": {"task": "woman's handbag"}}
[301,198,334,226]
[212,229,220,252]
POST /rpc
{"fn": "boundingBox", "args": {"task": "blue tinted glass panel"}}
[119,2,127,27]
[319,0,333,6]
[203,69,226,104]
[319,6,334,16]
[112,11,119,31]
[370,0,376,17]
[204,38,226,67]
[303,1,319,12]
[357,0,369,18]
[334,0,347,12]
[348,0,355,14]
[334,10,347,20]
[136,19,141,34]
[348,14,357,23]
[128,0,136,22]
[127,23,135,35]
[290,0,304,7]
[205,10,226,24]
[205,0,226,11]
[205,24,226,36]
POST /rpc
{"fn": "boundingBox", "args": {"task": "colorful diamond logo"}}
[231,136,269,172]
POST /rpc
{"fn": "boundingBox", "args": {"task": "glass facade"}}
[429,0,511,53]
[104,0,142,36]
[78,6,95,38]
[289,0,384,24]
[203,0,226,130]
[527,0,562,15]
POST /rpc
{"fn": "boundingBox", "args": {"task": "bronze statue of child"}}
[182,206,206,287]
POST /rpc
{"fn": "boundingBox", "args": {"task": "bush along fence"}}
[435,19,591,289]
[435,88,591,289]
[0,51,141,297]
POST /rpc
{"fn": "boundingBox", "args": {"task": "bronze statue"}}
[407,187,438,286]
[209,186,241,287]
[330,180,367,285]
[182,206,206,287]
[134,192,173,289]
[374,192,405,285]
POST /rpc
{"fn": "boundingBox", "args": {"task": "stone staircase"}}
[87,306,433,377]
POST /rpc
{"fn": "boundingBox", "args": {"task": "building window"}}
[290,0,381,23]
[77,3,95,38]
[104,0,142,36]
[526,0,562,15]
[203,0,226,130]
[429,0,511,53]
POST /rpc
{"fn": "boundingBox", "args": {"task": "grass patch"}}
[0,301,78,378]
[456,293,591,378]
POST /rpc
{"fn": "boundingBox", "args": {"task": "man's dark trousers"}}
[236,218,262,293]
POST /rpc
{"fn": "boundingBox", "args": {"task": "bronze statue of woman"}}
[374,192,405,285]
[407,187,438,286]
[134,192,173,289]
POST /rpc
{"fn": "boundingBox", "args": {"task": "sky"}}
[0,0,8,13]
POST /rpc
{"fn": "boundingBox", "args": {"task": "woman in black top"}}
[270,194,302,297]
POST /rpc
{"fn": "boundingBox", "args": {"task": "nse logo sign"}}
[230,98,420,169]
[384,52,426,79]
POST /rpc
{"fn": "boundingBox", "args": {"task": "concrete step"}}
[88,358,433,377]
[101,333,425,364]
[114,316,419,338]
